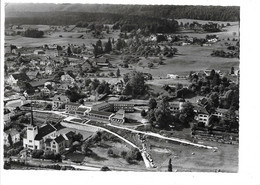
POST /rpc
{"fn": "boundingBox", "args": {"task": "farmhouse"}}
[61,73,75,84]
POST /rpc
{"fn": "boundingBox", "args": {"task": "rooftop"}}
[5,129,19,136]
[54,135,66,143]
[35,124,57,141]
[88,110,114,117]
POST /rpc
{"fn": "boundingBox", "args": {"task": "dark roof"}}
[12,73,30,82]
[88,110,114,117]
[54,135,66,143]
[35,124,57,140]
[65,131,75,139]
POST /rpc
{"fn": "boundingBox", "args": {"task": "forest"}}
[6,4,240,22]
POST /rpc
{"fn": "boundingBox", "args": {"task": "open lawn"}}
[146,136,238,172]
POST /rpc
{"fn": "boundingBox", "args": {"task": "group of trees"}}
[92,38,113,57]
[23,29,44,38]
[211,50,239,58]
[123,71,147,98]
[143,97,195,129]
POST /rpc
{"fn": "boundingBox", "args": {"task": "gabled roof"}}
[54,135,66,143]
[67,102,80,107]
[5,129,19,137]
[35,124,57,140]
[11,73,30,82]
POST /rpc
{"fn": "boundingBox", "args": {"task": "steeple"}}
[30,103,34,126]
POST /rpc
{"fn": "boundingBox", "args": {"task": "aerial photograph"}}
[3,3,239,172]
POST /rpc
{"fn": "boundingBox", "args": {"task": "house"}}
[44,135,66,153]
[41,86,52,96]
[52,95,70,110]
[167,74,179,79]
[6,73,30,86]
[115,81,124,92]
[23,124,57,150]
[45,66,53,75]
[212,108,229,118]
[194,106,210,126]
[34,50,45,55]
[61,74,75,84]
[93,57,111,68]
[110,109,125,124]
[30,60,39,66]
[4,129,20,146]
[86,110,114,122]
[26,71,40,80]
[4,108,12,124]
[65,102,81,114]
[57,83,70,94]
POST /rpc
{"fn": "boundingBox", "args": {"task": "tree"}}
[231,67,234,74]
[8,134,13,147]
[154,96,172,128]
[147,109,156,124]
[104,38,112,53]
[67,46,72,56]
[148,98,157,110]
[107,149,114,157]
[148,62,154,68]
[179,102,195,126]
[168,158,172,172]
[141,109,147,117]
[121,151,127,159]
[128,71,146,97]
[116,68,121,77]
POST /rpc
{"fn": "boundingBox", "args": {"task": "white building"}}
[167,74,179,79]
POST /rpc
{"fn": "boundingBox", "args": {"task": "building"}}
[52,95,70,110]
[4,108,12,124]
[44,135,66,153]
[4,129,20,146]
[92,102,112,112]
[212,108,229,118]
[61,74,75,84]
[41,86,52,96]
[65,102,81,114]
[26,71,40,80]
[194,106,210,126]
[45,66,53,75]
[111,101,135,112]
[23,124,57,150]
[76,105,91,116]
[6,73,30,86]
[34,50,45,55]
[85,110,114,122]
[110,109,125,124]
[57,84,70,94]
[167,74,179,79]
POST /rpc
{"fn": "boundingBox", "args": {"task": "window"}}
[29,140,32,143]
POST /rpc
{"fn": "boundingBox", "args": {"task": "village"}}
[3,4,240,172]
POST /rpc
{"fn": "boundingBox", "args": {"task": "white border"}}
[1,1,260,185]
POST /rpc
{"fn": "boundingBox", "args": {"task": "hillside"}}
[5,3,240,21]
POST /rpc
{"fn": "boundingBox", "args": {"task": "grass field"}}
[146,136,238,172]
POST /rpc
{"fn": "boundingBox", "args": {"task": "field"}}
[146,136,238,172]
